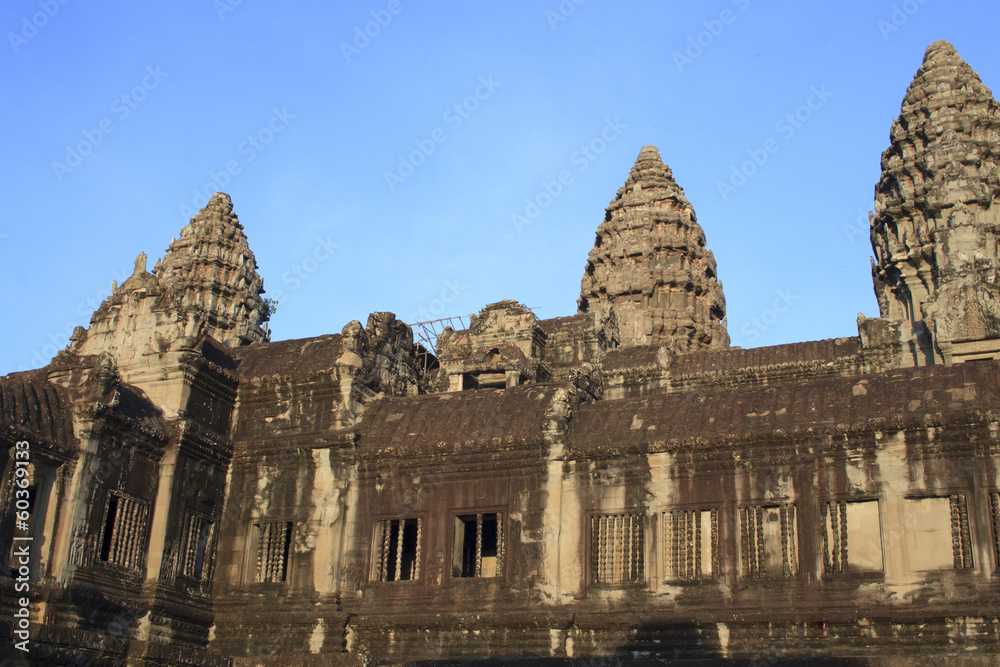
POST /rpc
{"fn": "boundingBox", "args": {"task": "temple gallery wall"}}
[3,40,1000,664]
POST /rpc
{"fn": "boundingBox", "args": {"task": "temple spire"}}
[154,193,269,346]
[578,146,728,352]
[870,41,1000,363]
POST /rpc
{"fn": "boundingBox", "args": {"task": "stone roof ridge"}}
[116,251,160,294]
[0,369,75,447]
[567,358,1000,452]
[234,332,345,379]
[353,382,560,453]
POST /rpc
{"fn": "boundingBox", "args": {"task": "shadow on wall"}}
[402,619,876,664]
[411,656,869,667]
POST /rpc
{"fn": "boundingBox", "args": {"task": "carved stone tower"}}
[68,192,269,412]
[871,40,1000,364]
[154,192,269,347]
[578,145,728,351]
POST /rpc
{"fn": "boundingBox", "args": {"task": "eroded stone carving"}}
[435,300,550,391]
[871,40,1000,364]
[153,192,269,347]
[578,145,728,352]
[70,194,269,373]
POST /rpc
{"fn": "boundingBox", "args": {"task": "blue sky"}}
[2,1,998,375]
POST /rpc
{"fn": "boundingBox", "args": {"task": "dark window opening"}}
[375,518,421,582]
[469,372,506,390]
[98,493,149,570]
[99,494,119,562]
[454,513,502,578]
[182,514,213,581]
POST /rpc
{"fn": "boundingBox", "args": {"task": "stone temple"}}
[4,40,1000,664]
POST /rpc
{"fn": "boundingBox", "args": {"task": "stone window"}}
[250,521,291,583]
[738,503,797,578]
[990,492,1000,570]
[453,513,502,578]
[591,512,645,585]
[180,513,214,581]
[374,518,422,582]
[903,495,973,571]
[662,508,719,581]
[99,493,149,570]
[821,500,883,574]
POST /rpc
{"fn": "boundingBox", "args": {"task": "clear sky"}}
[2,1,998,375]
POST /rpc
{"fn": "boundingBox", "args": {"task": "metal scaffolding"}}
[408,315,468,370]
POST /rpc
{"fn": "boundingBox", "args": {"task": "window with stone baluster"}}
[374,517,422,582]
[452,512,502,578]
[98,492,150,571]
[590,512,645,585]
[738,503,797,578]
[903,494,973,571]
[249,521,292,583]
[820,499,883,574]
[662,508,719,581]
[179,512,214,582]
[989,492,1000,572]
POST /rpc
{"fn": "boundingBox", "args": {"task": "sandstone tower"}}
[578,145,729,351]
[871,40,1000,364]
[70,192,269,371]
[153,192,269,347]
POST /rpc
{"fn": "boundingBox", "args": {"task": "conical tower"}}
[154,192,269,346]
[871,41,1000,364]
[578,145,728,351]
